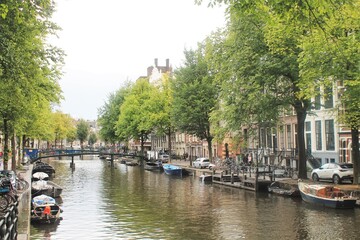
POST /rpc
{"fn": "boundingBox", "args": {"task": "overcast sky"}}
[51,0,226,120]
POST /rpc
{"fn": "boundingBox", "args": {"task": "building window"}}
[286,125,292,149]
[325,119,335,150]
[305,122,311,132]
[314,87,321,110]
[315,120,322,150]
[266,128,272,149]
[260,128,266,148]
[279,126,284,149]
[324,86,333,109]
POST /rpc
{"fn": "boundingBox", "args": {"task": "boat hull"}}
[299,191,356,209]
[31,195,62,224]
[298,182,356,209]
[163,164,182,176]
[268,182,300,197]
[31,205,62,224]
[144,162,163,171]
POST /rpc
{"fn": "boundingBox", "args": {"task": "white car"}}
[311,163,353,184]
[208,163,216,170]
[159,154,169,163]
[192,158,210,169]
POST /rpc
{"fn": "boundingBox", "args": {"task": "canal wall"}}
[17,164,32,240]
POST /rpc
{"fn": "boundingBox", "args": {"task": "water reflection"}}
[30,158,360,240]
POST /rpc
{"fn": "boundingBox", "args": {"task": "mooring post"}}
[111,154,114,167]
[255,168,259,192]
[70,156,75,169]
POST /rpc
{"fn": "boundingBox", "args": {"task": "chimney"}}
[154,58,158,67]
[166,59,169,68]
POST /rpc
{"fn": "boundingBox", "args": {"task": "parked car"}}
[208,163,216,170]
[311,163,353,184]
[192,158,210,169]
[159,154,169,163]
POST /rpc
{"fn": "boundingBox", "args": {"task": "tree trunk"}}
[207,137,213,162]
[140,135,145,164]
[11,132,16,171]
[295,105,307,179]
[352,128,360,184]
[22,134,26,160]
[3,119,9,170]
[167,128,172,162]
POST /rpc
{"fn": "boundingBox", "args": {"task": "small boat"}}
[32,172,49,181]
[163,164,182,176]
[298,181,357,209]
[33,161,55,177]
[31,194,63,224]
[199,174,212,182]
[32,180,63,198]
[268,181,300,197]
[125,160,138,166]
[144,161,163,171]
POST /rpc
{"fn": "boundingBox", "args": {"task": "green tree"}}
[147,73,175,160]
[98,83,132,144]
[0,0,63,169]
[116,78,157,160]
[88,132,98,147]
[67,127,77,148]
[172,44,217,162]
[198,0,360,179]
[77,120,90,149]
[298,1,360,183]
[52,112,75,148]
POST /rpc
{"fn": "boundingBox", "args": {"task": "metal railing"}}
[0,201,18,240]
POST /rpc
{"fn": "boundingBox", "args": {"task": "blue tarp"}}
[24,148,39,160]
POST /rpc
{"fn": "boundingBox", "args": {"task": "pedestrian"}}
[248,154,252,166]
[243,154,248,165]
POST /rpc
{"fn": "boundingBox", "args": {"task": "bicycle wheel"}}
[16,179,29,191]
[0,195,9,211]
[4,192,17,204]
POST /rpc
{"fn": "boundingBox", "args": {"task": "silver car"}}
[311,163,353,184]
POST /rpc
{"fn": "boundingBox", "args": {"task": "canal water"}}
[30,157,360,240]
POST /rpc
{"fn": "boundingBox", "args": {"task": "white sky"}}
[51,0,226,120]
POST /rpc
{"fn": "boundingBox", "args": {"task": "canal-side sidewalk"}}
[170,159,360,195]
[17,164,33,240]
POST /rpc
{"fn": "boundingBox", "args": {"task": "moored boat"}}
[31,194,63,224]
[199,174,212,182]
[32,172,49,181]
[298,181,357,209]
[268,181,300,197]
[32,180,63,198]
[163,164,182,176]
[33,161,55,177]
[125,160,138,166]
[144,161,163,171]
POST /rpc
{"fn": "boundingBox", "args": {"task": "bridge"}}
[25,148,143,168]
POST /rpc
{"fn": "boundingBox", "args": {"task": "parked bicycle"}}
[0,170,29,212]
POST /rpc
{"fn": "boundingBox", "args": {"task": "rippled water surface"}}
[30,158,360,240]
